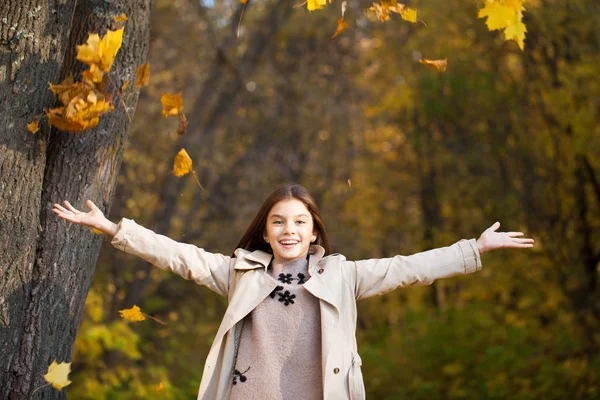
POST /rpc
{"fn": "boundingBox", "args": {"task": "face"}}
[264,198,317,261]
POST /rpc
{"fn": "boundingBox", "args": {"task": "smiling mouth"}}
[279,240,299,247]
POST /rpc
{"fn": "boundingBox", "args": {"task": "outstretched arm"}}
[350,222,535,300]
[51,200,232,296]
[52,200,118,236]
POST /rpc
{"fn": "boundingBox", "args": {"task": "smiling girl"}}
[52,184,534,400]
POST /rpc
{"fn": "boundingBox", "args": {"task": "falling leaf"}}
[347,178,352,187]
[121,80,129,91]
[400,7,417,23]
[478,0,526,49]
[240,0,247,3]
[177,113,188,135]
[98,27,124,72]
[368,1,406,22]
[119,305,146,322]
[156,382,165,393]
[161,92,183,117]
[43,360,72,391]
[81,64,105,84]
[307,0,329,11]
[331,17,349,39]
[27,120,40,134]
[76,28,124,72]
[173,149,193,177]
[91,228,104,235]
[503,21,527,50]
[76,34,102,67]
[419,58,448,72]
[136,62,150,88]
[114,13,128,22]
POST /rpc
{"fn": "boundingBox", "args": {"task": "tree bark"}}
[0,1,151,398]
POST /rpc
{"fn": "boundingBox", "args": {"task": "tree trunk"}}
[0,1,151,398]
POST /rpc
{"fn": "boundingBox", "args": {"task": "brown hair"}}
[235,184,330,255]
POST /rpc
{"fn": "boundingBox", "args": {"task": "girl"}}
[52,184,534,400]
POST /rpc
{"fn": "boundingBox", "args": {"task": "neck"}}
[272,254,309,267]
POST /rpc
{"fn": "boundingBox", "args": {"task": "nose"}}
[283,221,296,235]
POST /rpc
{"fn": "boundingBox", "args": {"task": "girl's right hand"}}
[52,200,118,236]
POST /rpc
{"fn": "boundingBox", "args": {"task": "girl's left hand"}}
[476,222,534,255]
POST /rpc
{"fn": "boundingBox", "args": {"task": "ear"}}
[263,233,269,243]
[311,232,317,243]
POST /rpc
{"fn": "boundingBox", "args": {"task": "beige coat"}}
[112,218,482,400]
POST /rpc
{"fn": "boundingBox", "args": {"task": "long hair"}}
[235,184,330,255]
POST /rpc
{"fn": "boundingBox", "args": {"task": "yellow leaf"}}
[331,17,349,39]
[173,148,193,177]
[240,0,247,3]
[419,58,448,72]
[136,62,150,88]
[91,228,103,235]
[119,305,146,322]
[504,21,527,50]
[121,80,130,91]
[156,382,165,393]
[114,13,128,22]
[76,28,124,72]
[307,0,328,11]
[27,120,40,134]
[76,34,102,67]
[400,7,417,23]
[99,27,124,72]
[43,360,72,391]
[177,113,188,135]
[81,64,105,84]
[478,0,527,49]
[161,92,183,117]
[478,2,518,31]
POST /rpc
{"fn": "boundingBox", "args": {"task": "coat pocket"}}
[348,352,366,400]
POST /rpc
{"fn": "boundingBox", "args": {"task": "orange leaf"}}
[419,58,448,72]
[121,80,129,91]
[331,17,349,39]
[177,113,188,135]
[173,148,193,177]
[156,382,165,393]
[27,120,40,134]
[240,0,247,3]
[119,305,146,322]
[161,92,183,117]
[136,62,150,88]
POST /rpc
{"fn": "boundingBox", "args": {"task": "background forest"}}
[68,0,600,398]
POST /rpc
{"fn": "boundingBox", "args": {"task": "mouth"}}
[279,239,300,248]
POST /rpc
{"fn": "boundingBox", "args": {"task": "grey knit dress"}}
[229,256,323,399]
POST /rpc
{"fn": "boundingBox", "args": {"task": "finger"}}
[488,221,500,232]
[506,232,524,237]
[506,242,534,248]
[86,199,98,210]
[513,238,534,244]
[54,204,71,214]
[64,200,79,213]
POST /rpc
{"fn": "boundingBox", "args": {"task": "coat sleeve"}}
[348,239,482,301]
[111,218,232,297]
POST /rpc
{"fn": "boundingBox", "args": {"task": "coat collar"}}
[234,245,326,272]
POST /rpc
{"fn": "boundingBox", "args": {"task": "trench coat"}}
[111,218,482,400]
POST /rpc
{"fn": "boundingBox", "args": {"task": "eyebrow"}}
[269,214,310,219]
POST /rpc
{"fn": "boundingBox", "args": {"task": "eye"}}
[273,220,283,225]
[296,220,306,225]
